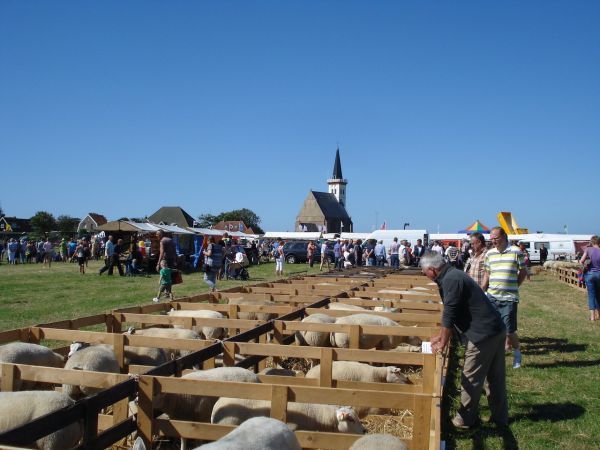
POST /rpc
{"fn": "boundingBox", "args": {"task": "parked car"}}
[281,241,335,264]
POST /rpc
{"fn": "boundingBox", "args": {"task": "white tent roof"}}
[263,231,322,240]
[187,227,259,239]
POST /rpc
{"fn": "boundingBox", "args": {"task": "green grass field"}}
[0,262,598,449]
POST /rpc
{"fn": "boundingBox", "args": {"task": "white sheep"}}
[330,314,404,349]
[373,306,400,313]
[63,344,121,399]
[212,398,365,434]
[157,367,261,423]
[348,433,408,450]
[126,327,201,360]
[0,342,64,389]
[167,308,227,340]
[194,417,301,450]
[305,361,410,384]
[305,361,410,416]
[227,298,278,321]
[0,391,82,450]
[328,303,367,311]
[294,313,336,347]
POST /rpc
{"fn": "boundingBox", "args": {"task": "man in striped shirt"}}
[483,227,527,369]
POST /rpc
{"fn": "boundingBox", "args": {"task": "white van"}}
[364,229,429,249]
[510,233,585,262]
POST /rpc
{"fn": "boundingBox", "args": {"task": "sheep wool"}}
[349,433,408,450]
[0,391,82,450]
[294,313,336,347]
[212,398,365,434]
[0,342,64,390]
[158,367,260,423]
[63,344,120,399]
[195,417,301,450]
[167,309,227,340]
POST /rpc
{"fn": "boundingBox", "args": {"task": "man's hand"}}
[430,327,452,354]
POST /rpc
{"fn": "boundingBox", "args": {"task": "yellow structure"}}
[497,212,529,235]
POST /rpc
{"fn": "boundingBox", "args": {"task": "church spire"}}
[327,146,348,207]
[332,146,343,179]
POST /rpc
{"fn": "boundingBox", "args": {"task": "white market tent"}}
[263,231,322,240]
[188,227,259,240]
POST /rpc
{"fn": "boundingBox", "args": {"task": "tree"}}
[30,211,56,237]
[56,215,79,235]
[196,213,220,229]
[196,209,264,234]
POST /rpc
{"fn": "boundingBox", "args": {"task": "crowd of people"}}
[0,236,107,269]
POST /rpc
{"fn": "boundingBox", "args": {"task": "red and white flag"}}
[380,221,387,230]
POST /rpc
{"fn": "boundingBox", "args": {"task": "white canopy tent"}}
[323,232,370,241]
[263,231,322,240]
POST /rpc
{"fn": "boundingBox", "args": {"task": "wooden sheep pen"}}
[0,269,446,450]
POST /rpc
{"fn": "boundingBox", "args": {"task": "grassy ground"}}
[444,273,600,450]
[0,263,598,449]
[0,259,323,331]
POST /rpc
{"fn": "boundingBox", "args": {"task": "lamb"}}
[167,308,227,340]
[348,433,408,450]
[330,314,404,349]
[305,361,410,416]
[0,391,83,450]
[63,344,121,399]
[0,342,64,389]
[157,367,260,423]
[126,327,201,359]
[227,298,278,321]
[194,417,301,450]
[294,313,336,347]
[212,398,365,435]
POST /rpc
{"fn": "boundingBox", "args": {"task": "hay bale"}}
[361,409,413,440]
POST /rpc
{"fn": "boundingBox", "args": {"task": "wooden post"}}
[270,385,289,424]
[349,325,361,349]
[113,333,126,371]
[258,333,267,372]
[319,348,333,388]
[273,320,285,345]
[223,342,236,366]
[137,376,155,450]
[228,304,239,320]
[412,396,431,450]
[0,363,18,391]
[422,355,435,394]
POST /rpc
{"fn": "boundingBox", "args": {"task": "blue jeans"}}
[204,271,217,291]
[585,271,600,310]
[390,254,399,269]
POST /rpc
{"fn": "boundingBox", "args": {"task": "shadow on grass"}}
[512,402,585,422]
[520,337,587,355]
[526,359,600,369]
[469,425,519,450]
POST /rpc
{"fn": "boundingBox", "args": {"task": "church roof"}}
[312,191,350,220]
[332,147,343,179]
[148,206,196,228]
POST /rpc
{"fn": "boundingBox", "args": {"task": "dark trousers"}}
[99,255,124,276]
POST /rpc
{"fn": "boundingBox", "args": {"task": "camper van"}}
[364,229,429,250]
[510,234,591,262]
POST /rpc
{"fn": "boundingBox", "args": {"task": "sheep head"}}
[386,366,411,384]
[68,341,89,357]
[335,407,365,434]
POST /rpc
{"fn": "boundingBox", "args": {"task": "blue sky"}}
[1,1,598,234]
